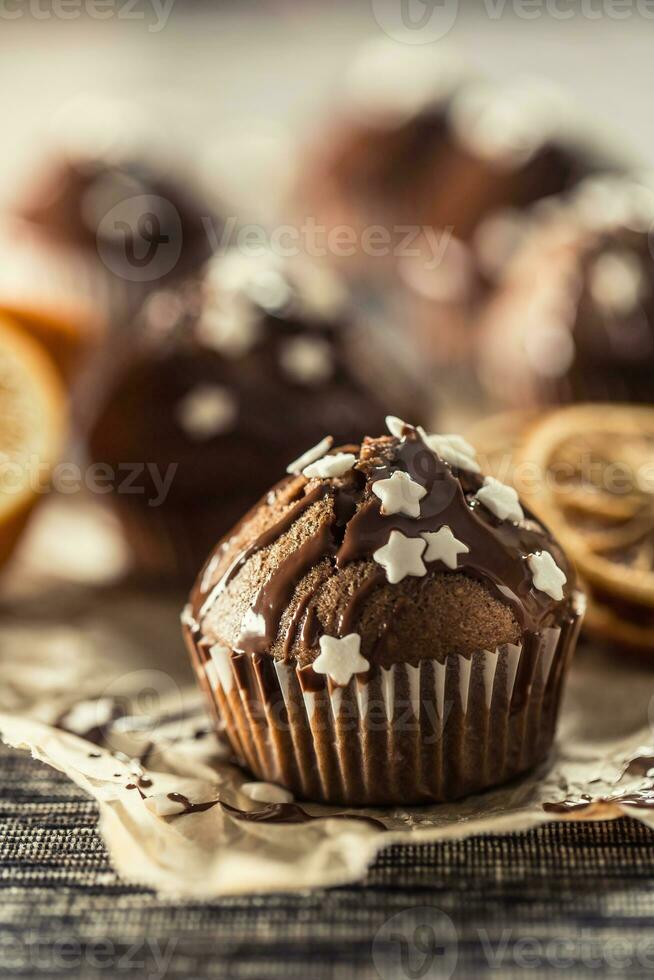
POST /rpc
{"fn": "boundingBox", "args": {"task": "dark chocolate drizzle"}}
[166,792,219,815]
[543,790,654,814]
[220,801,386,829]
[193,428,575,659]
[138,793,386,827]
[199,483,327,619]
[544,749,654,814]
[338,570,386,635]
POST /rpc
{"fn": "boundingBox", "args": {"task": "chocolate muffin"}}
[20,154,213,293]
[477,175,654,406]
[301,42,608,363]
[89,252,430,581]
[183,420,584,806]
[9,138,215,378]
[306,43,603,247]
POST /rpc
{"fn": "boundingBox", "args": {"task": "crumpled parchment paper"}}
[1,496,654,897]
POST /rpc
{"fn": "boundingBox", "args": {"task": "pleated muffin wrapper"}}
[184,592,585,807]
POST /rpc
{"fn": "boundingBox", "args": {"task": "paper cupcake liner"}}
[184,593,585,806]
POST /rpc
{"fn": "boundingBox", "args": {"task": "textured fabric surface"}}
[2,742,654,980]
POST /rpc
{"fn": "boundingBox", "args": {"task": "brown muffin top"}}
[188,422,575,672]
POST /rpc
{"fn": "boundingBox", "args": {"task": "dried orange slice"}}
[466,410,541,485]
[516,404,654,610]
[582,587,654,653]
[0,217,108,379]
[0,314,67,566]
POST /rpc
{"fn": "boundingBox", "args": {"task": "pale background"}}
[0,1,651,217]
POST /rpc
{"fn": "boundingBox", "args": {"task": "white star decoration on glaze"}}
[241,782,294,804]
[386,415,410,438]
[589,250,644,316]
[279,336,333,385]
[417,428,481,472]
[175,385,237,441]
[474,476,524,522]
[528,551,567,601]
[303,452,356,479]
[286,436,333,475]
[313,633,370,686]
[421,526,470,570]
[373,530,427,584]
[372,470,426,518]
[197,303,261,359]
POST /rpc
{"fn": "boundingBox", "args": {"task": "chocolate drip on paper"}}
[220,801,386,828]
[544,790,654,814]
[193,428,575,659]
[126,784,147,799]
[166,792,219,815]
[544,748,654,814]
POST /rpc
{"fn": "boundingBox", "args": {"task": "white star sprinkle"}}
[286,436,334,475]
[241,782,294,804]
[373,530,427,584]
[279,336,333,385]
[313,633,370,686]
[196,302,261,358]
[528,551,567,601]
[418,428,481,472]
[474,476,524,523]
[589,250,645,316]
[175,384,237,441]
[372,470,426,518]
[386,415,412,438]
[421,526,470,570]
[303,452,356,479]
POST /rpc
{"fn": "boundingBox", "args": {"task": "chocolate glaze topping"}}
[191,427,575,662]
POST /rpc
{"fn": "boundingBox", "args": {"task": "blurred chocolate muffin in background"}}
[5,97,217,380]
[299,40,614,366]
[89,250,432,581]
[19,154,214,300]
[477,174,654,407]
